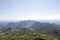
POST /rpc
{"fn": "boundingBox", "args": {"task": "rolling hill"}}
[0,20,60,40]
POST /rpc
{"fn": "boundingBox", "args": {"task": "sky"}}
[0,0,60,21]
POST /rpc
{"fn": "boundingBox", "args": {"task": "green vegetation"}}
[0,33,58,40]
[0,28,59,40]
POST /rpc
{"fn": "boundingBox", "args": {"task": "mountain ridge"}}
[0,20,60,39]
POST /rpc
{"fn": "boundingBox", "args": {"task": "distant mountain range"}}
[0,20,60,40]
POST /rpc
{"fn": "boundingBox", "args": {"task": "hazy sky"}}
[0,0,60,20]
